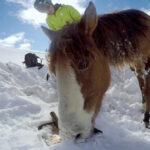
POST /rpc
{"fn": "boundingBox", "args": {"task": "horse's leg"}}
[143,73,150,128]
[130,64,150,127]
[137,72,150,128]
[130,67,146,104]
[142,58,150,128]
[136,71,146,105]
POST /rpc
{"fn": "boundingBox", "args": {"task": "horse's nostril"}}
[75,133,81,139]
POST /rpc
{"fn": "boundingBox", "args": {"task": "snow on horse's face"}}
[42,2,110,139]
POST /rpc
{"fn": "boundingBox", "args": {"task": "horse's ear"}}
[41,26,56,41]
[80,1,98,36]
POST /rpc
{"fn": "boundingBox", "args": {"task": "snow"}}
[0,46,150,150]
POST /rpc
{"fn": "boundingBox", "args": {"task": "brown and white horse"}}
[42,2,150,139]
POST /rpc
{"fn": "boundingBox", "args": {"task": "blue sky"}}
[0,0,150,51]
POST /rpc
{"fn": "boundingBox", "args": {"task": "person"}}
[34,0,81,31]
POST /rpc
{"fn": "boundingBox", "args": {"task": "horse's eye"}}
[78,59,89,70]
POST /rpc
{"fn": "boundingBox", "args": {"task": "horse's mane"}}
[94,9,149,65]
[50,9,149,68]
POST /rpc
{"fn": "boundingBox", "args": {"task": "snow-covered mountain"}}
[0,46,150,150]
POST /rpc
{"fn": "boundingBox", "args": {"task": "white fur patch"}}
[56,64,94,139]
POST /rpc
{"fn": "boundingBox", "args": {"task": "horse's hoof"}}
[145,122,150,129]
[93,128,103,134]
[143,112,150,129]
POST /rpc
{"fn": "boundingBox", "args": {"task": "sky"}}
[0,0,150,51]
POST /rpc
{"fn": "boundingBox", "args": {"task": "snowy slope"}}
[0,46,150,150]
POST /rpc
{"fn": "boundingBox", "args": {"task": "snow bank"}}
[0,46,150,150]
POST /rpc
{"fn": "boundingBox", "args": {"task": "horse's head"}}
[42,2,110,139]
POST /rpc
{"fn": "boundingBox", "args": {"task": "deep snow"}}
[0,46,150,150]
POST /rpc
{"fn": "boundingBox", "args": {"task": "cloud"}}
[19,43,31,50]
[143,9,150,15]
[6,0,87,27]
[6,0,34,8]
[0,32,24,47]
[0,32,31,50]
[18,8,46,26]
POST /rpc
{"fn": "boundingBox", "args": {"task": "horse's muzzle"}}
[75,128,103,140]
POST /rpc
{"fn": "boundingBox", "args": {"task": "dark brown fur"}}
[94,9,149,65]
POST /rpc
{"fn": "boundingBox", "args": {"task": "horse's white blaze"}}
[56,63,94,139]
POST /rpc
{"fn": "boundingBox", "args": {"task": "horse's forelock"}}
[49,17,99,75]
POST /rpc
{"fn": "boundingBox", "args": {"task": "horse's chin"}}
[59,125,103,141]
